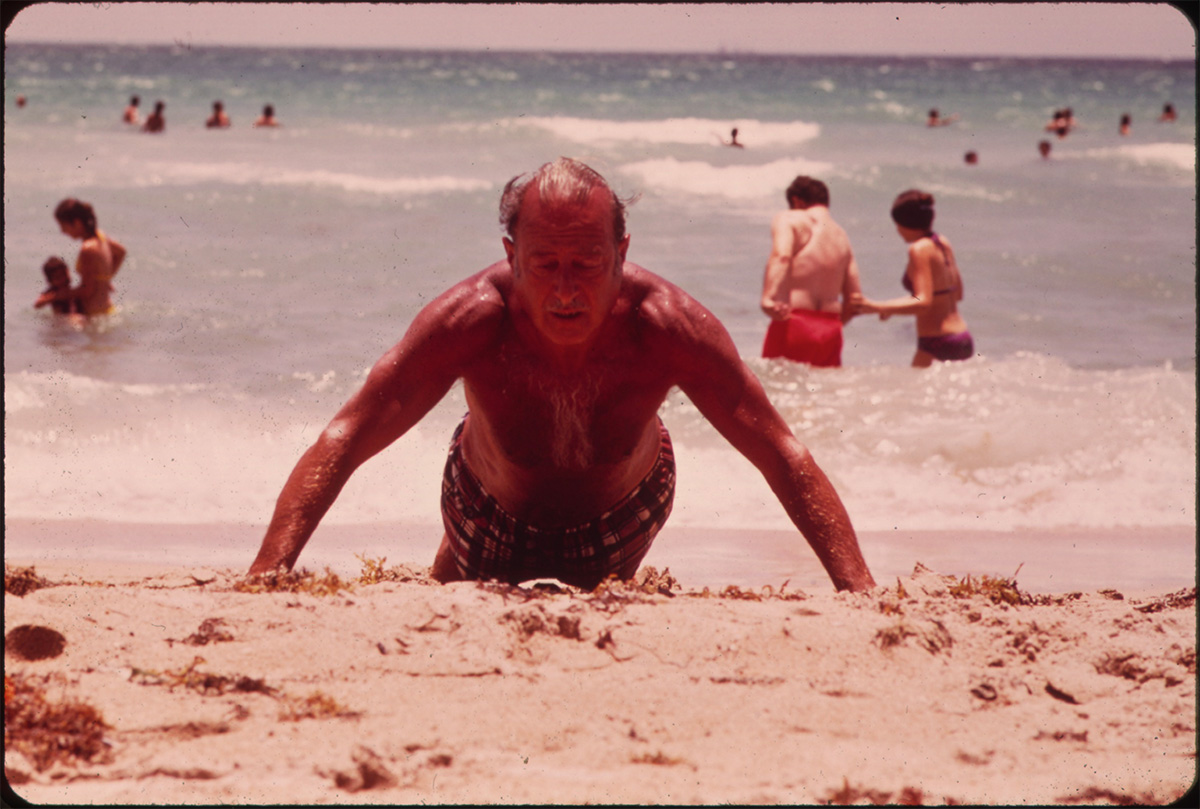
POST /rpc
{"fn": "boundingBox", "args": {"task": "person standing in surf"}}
[850,190,974,366]
[36,198,127,317]
[142,100,166,133]
[122,95,140,125]
[759,176,863,367]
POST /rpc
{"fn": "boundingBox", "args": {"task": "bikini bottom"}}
[917,331,974,362]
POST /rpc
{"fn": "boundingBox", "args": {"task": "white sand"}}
[4,548,1195,805]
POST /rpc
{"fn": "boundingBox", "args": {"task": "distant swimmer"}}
[964,150,978,165]
[926,108,958,127]
[123,95,140,124]
[1038,140,1052,159]
[1119,113,1131,136]
[1159,103,1177,123]
[36,256,81,316]
[1045,108,1072,138]
[16,94,27,109]
[206,100,231,128]
[248,157,876,593]
[850,190,973,367]
[722,127,744,148]
[760,176,863,368]
[36,199,127,317]
[142,100,166,133]
[253,104,281,128]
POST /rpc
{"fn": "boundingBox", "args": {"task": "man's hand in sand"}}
[249,158,876,593]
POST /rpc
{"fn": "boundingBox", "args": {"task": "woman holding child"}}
[35,198,126,317]
[851,190,974,367]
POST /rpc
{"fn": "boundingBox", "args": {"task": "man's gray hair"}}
[499,157,632,242]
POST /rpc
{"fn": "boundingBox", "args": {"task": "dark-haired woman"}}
[36,198,126,316]
[851,190,973,367]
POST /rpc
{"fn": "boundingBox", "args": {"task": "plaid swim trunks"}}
[440,417,676,589]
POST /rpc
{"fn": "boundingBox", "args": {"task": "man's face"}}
[505,186,630,348]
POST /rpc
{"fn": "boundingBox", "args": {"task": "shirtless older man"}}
[249,158,875,592]
[760,176,862,367]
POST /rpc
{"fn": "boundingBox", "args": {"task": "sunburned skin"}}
[250,161,876,592]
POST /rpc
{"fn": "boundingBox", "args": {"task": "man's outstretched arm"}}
[249,272,501,575]
[670,296,876,592]
[248,342,459,575]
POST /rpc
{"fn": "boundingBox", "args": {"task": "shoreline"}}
[4,559,1194,805]
[4,518,1195,595]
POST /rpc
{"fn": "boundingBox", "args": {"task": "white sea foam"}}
[127,160,492,196]
[6,356,1193,532]
[494,116,820,147]
[1078,142,1195,173]
[620,156,837,200]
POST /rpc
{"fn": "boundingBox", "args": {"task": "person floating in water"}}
[142,100,166,133]
[36,256,81,315]
[759,176,862,368]
[926,109,958,127]
[1045,108,1072,139]
[248,158,876,593]
[253,104,281,128]
[1158,102,1177,123]
[206,100,231,128]
[850,190,974,367]
[36,198,127,317]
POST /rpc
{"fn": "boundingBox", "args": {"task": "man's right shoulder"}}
[420,261,510,332]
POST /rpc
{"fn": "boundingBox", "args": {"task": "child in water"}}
[37,256,81,315]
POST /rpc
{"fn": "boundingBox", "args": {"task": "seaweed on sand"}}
[355,554,432,585]
[129,656,276,697]
[277,690,360,721]
[233,567,353,597]
[4,672,112,772]
[4,565,52,598]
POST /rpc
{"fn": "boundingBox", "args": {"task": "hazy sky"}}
[4,2,1196,60]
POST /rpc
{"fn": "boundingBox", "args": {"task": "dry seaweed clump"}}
[688,580,809,602]
[4,673,112,772]
[130,656,276,697]
[355,554,433,586]
[1132,587,1196,614]
[823,778,935,805]
[948,572,1032,606]
[278,690,360,722]
[233,566,353,597]
[5,565,52,598]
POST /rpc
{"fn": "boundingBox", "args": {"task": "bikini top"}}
[902,232,959,296]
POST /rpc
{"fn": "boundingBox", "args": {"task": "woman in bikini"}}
[36,198,127,317]
[851,190,973,367]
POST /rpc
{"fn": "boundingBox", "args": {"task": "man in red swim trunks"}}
[249,158,876,593]
[760,176,862,367]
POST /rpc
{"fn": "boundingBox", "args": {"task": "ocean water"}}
[4,45,1195,569]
